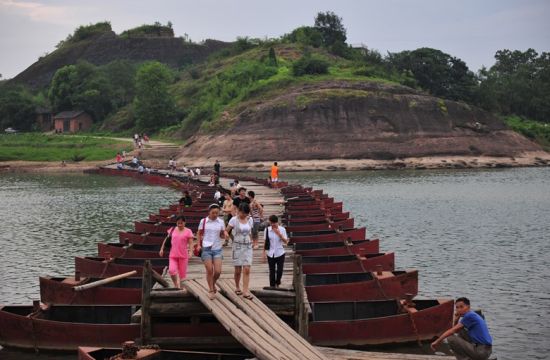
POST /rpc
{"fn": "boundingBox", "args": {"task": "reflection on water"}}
[0,173,178,360]
[283,167,550,360]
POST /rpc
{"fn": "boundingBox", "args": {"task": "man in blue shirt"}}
[431,297,493,360]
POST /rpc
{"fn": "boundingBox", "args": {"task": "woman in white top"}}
[226,203,254,299]
[262,214,289,288]
[197,204,227,299]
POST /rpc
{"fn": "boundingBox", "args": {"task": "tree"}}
[0,86,36,131]
[133,61,177,132]
[268,47,278,66]
[314,11,347,47]
[285,26,323,48]
[387,48,478,102]
[478,49,550,122]
[48,61,113,121]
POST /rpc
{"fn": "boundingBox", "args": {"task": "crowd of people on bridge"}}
[156,160,287,300]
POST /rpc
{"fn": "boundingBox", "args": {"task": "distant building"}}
[35,107,54,132]
[53,111,93,133]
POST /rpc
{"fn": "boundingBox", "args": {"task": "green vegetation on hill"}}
[1,11,549,150]
[503,115,550,151]
[0,133,131,162]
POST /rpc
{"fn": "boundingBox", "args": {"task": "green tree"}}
[314,11,347,47]
[268,47,278,66]
[133,61,177,132]
[478,49,550,122]
[285,26,323,48]
[48,61,113,121]
[0,86,36,131]
[388,47,478,102]
[292,54,329,76]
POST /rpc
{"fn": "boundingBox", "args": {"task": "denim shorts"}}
[201,246,223,261]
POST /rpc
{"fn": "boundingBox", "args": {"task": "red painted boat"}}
[287,203,343,212]
[39,276,142,305]
[301,252,395,274]
[78,346,247,360]
[305,270,418,302]
[118,231,165,245]
[284,212,350,223]
[149,213,204,222]
[286,218,354,233]
[295,239,379,256]
[98,242,162,259]
[290,228,366,243]
[75,257,167,277]
[283,208,344,217]
[0,304,229,351]
[308,299,454,346]
[134,220,200,233]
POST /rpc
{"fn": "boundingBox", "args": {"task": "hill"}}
[10,23,229,89]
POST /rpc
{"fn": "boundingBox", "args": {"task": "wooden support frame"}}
[140,260,153,345]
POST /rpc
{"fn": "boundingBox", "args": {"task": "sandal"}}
[208,290,216,300]
[243,293,253,300]
[235,289,243,295]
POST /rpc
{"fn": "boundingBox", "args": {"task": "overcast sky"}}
[1,0,549,79]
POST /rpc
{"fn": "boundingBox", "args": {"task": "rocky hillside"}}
[178,79,543,164]
[11,31,229,89]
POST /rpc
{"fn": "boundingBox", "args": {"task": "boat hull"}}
[308,299,454,346]
[295,239,379,256]
[290,228,366,243]
[302,253,395,274]
[305,270,418,301]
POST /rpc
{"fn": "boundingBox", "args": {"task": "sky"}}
[0,0,549,79]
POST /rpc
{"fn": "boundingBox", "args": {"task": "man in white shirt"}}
[262,215,288,288]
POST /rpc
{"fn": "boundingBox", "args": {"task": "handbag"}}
[164,227,175,250]
[264,226,270,251]
[193,217,206,257]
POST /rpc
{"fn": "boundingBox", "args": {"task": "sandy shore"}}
[2,151,549,174]
[176,151,550,172]
[0,160,107,173]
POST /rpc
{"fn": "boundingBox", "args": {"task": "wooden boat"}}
[285,218,354,233]
[286,200,340,211]
[308,299,454,346]
[301,252,395,274]
[295,239,379,256]
[39,276,143,305]
[283,208,344,217]
[305,270,418,301]
[98,242,162,259]
[287,203,343,213]
[0,304,229,351]
[78,346,248,360]
[134,220,200,234]
[149,213,204,222]
[290,228,366,243]
[75,257,167,277]
[118,231,165,245]
[284,212,350,223]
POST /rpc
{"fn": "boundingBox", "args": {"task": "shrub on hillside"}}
[292,55,329,76]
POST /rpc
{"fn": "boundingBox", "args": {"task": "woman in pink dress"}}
[159,215,194,289]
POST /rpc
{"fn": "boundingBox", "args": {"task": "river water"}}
[283,167,550,360]
[0,168,549,360]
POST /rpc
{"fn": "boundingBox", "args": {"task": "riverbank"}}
[178,150,550,172]
[3,150,549,173]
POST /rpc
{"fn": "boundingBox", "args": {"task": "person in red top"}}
[159,216,194,289]
[115,153,123,164]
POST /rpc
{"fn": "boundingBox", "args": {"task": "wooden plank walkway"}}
[183,278,327,360]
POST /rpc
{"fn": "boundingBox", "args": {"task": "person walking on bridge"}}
[159,216,193,289]
[263,215,288,288]
[226,203,254,299]
[431,297,493,360]
[197,204,227,300]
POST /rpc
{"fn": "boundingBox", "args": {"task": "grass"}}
[503,115,550,150]
[0,133,132,162]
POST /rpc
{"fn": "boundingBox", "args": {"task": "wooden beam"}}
[73,271,137,292]
[140,260,153,345]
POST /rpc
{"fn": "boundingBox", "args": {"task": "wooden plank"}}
[317,346,454,360]
[183,279,295,360]
[218,279,326,360]
[140,261,153,344]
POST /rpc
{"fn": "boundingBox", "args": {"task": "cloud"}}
[0,0,76,25]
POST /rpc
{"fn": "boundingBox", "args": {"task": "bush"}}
[284,26,323,48]
[292,55,329,76]
[59,22,112,47]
